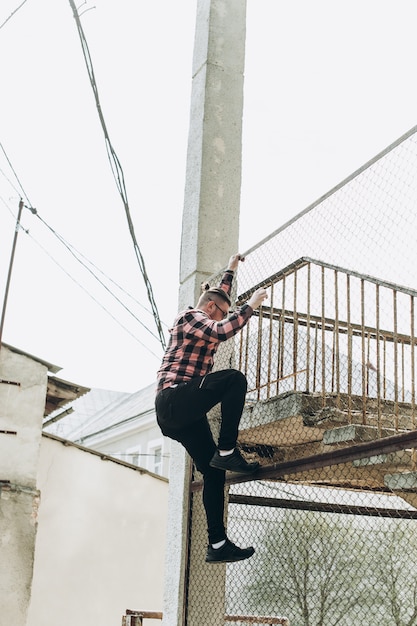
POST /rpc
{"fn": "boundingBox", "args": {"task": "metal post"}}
[0,198,24,348]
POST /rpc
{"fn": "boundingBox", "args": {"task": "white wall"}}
[27,435,168,626]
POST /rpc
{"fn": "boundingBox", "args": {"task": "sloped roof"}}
[1,343,90,416]
[44,382,156,443]
[45,376,90,416]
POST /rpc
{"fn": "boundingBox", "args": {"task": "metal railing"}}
[186,126,417,626]
[225,616,289,625]
[232,257,417,432]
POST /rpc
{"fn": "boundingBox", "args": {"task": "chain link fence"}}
[186,126,417,625]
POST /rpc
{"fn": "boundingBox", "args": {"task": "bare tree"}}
[244,509,386,626]
[377,524,417,626]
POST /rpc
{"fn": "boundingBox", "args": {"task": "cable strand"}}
[67,0,166,349]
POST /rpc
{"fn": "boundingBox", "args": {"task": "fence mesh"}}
[185,126,417,625]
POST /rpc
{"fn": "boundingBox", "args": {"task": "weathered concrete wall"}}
[0,483,40,625]
[27,435,168,626]
[0,345,47,626]
[179,0,246,304]
[163,1,247,625]
[0,345,47,487]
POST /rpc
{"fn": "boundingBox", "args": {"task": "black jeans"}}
[155,369,247,544]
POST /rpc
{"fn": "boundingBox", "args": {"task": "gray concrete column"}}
[162,1,247,625]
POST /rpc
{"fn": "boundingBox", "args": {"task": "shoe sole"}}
[206,549,255,564]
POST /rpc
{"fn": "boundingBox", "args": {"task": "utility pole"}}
[0,198,25,348]
[163,2,247,625]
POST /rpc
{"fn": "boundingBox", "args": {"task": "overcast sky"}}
[1,0,417,392]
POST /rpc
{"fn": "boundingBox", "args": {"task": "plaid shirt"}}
[156,270,253,392]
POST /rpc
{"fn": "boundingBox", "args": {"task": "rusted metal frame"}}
[267,282,274,399]
[238,323,244,373]
[401,340,405,403]
[412,295,416,420]
[246,370,308,395]
[313,324,318,393]
[333,270,341,405]
[360,279,367,424]
[293,268,298,392]
[236,257,310,303]
[335,272,342,407]
[278,277,286,395]
[243,321,250,385]
[275,309,281,398]
[225,615,288,625]
[236,255,417,306]
[321,266,326,407]
[122,610,163,626]
[306,262,311,392]
[255,308,263,401]
[383,336,387,399]
[393,290,399,430]
[330,330,336,394]
[411,297,416,469]
[125,611,163,618]
[376,284,382,435]
[254,306,414,346]
[228,493,417,520]
[190,430,417,492]
[347,274,352,422]
[299,256,417,298]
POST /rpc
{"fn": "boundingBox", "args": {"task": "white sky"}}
[0,0,417,392]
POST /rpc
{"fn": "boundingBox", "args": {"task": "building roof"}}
[43,382,156,443]
[1,343,90,416]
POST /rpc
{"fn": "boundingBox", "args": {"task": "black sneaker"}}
[206,538,255,563]
[209,449,259,474]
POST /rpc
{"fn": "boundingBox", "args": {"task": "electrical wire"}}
[25,227,162,360]
[0,0,29,30]
[0,141,32,207]
[0,142,168,346]
[68,0,166,350]
[35,212,165,341]
[0,197,163,358]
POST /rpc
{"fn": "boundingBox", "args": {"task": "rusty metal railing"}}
[233,257,417,433]
[121,610,162,626]
[225,615,289,625]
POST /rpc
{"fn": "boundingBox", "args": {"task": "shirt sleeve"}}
[182,304,253,343]
[219,269,234,295]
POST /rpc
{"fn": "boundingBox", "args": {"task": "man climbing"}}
[155,253,268,563]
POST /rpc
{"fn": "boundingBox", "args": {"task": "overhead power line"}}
[0,141,32,206]
[26,225,162,360]
[34,211,166,341]
[0,193,163,357]
[0,0,29,31]
[68,0,166,350]
[0,142,164,357]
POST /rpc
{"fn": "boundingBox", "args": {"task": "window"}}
[125,445,142,467]
[147,439,163,475]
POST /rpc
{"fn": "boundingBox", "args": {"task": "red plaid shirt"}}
[156,270,253,392]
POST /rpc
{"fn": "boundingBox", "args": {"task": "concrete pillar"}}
[162,1,247,625]
[0,346,47,625]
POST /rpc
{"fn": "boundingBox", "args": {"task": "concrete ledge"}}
[353,450,412,467]
[385,471,417,491]
[323,424,391,445]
